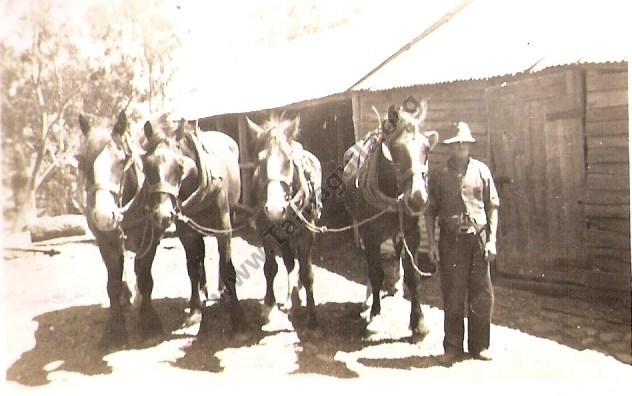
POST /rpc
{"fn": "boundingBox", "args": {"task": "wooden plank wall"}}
[583,65,630,288]
[354,79,492,168]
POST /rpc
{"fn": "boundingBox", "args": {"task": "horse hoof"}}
[259,302,272,319]
[410,322,430,343]
[262,306,292,332]
[280,300,293,313]
[365,315,387,334]
[184,310,203,327]
[360,305,372,322]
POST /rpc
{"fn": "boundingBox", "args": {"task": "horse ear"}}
[245,116,264,140]
[78,114,90,135]
[143,121,154,139]
[416,99,428,124]
[387,105,399,124]
[113,111,127,136]
[175,118,186,141]
[424,130,439,151]
[289,115,300,139]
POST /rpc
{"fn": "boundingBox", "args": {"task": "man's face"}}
[451,142,471,160]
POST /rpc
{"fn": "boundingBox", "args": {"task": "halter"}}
[86,133,144,219]
[374,128,431,216]
[143,136,185,217]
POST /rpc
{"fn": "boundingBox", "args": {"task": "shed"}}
[350,0,630,292]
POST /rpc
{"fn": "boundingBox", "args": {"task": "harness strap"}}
[148,181,180,198]
[88,182,120,196]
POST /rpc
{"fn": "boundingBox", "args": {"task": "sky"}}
[1,0,459,118]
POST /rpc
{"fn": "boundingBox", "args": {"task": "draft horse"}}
[246,114,322,328]
[343,97,438,339]
[140,118,245,332]
[77,111,173,346]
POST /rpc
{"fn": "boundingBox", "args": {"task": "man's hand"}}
[428,241,440,264]
[484,241,497,262]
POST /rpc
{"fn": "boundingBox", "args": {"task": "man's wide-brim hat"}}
[442,122,476,144]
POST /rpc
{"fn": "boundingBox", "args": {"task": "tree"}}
[1,0,181,231]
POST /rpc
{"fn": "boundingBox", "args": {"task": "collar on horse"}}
[177,130,217,214]
[356,133,400,213]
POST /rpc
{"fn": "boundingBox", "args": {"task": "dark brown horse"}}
[141,118,245,332]
[246,114,322,328]
[343,97,438,339]
[77,111,171,347]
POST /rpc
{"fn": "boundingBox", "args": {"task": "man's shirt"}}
[425,157,500,233]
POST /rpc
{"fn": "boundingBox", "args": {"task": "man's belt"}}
[440,215,486,235]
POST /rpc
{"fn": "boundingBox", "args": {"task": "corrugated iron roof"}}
[352,0,629,92]
[171,0,461,119]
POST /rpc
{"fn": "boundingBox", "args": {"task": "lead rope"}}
[134,216,156,259]
[287,194,403,234]
[397,201,432,277]
[175,206,262,236]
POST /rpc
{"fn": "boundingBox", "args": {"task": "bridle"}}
[85,133,144,220]
[258,145,308,212]
[143,138,184,215]
[380,125,431,216]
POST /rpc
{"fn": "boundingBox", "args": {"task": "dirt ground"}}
[3,229,631,394]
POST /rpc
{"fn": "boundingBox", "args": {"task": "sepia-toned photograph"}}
[1,0,630,393]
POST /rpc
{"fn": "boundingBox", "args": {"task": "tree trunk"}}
[12,186,37,232]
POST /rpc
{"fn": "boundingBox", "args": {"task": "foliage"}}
[1,0,180,229]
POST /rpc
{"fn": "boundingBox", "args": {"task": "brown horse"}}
[246,114,322,328]
[141,118,245,332]
[343,97,438,339]
[77,111,172,347]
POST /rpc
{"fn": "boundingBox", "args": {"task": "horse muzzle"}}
[264,203,287,223]
[404,174,428,215]
[149,204,176,231]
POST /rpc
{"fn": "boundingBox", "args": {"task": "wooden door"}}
[486,70,587,282]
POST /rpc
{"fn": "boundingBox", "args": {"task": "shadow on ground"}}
[173,297,447,377]
[6,298,189,386]
[313,232,632,365]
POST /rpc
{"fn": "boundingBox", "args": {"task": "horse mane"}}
[255,113,298,154]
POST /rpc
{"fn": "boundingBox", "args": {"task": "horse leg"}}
[262,242,278,309]
[297,232,318,328]
[280,242,300,312]
[218,232,246,332]
[97,240,128,347]
[363,231,383,319]
[177,225,205,326]
[401,221,429,340]
[134,242,164,339]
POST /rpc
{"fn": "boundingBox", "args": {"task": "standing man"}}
[424,122,500,365]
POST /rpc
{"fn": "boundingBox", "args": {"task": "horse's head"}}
[78,111,136,232]
[380,97,438,214]
[246,113,300,223]
[141,117,185,232]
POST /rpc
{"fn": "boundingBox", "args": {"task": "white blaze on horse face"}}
[264,147,291,222]
[92,144,125,231]
[265,181,287,222]
[402,134,430,212]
